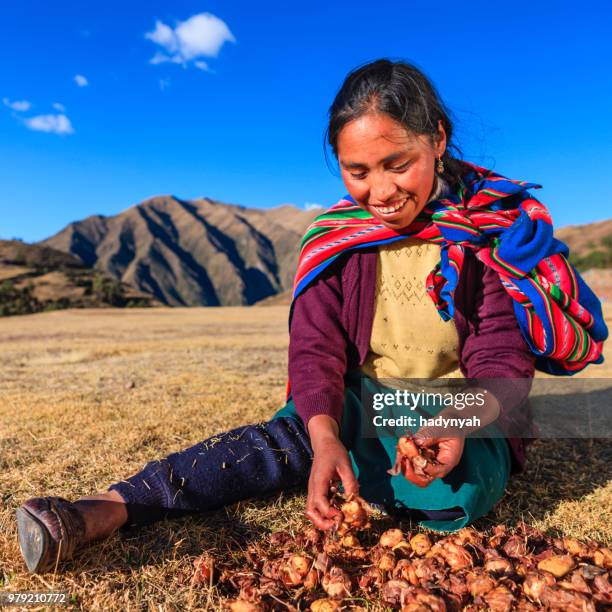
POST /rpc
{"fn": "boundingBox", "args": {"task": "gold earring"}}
[436,156,445,174]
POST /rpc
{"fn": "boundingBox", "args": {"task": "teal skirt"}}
[272,370,511,532]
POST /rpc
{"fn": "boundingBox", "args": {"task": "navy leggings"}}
[107,417,461,529]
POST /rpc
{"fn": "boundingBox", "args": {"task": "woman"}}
[16,59,606,574]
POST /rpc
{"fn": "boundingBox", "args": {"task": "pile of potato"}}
[191,492,611,611]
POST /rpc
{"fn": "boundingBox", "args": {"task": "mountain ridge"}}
[41,196,320,307]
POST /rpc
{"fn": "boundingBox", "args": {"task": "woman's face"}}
[337,113,447,231]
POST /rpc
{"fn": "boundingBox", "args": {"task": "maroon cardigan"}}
[288,245,536,472]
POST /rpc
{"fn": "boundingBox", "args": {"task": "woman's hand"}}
[306,415,359,530]
[401,436,465,487]
[399,388,500,487]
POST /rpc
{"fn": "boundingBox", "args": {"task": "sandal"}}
[16,496,86,573]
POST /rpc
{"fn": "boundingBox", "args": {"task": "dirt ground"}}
[0,305,610,610]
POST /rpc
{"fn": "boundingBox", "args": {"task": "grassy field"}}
[0,305,610,610]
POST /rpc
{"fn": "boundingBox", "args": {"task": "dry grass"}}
[0,305,610,610]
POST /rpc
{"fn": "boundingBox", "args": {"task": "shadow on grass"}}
[71,488,310,574]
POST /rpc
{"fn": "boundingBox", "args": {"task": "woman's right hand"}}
[305,415,359,531]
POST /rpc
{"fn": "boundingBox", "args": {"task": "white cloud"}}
[24,114,74,135]
[74,74,88,87]
[149,51,182,65]
[305,202,324,211]
[146,21,177,51]
[3,97,32,112]
[52,102,66,112]
[159,78,170,91]
[173,13,234,58]
[145,13,235,69]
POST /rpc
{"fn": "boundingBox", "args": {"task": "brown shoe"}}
[16,496,86,573]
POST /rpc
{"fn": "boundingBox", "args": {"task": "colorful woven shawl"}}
[291,162,608,375]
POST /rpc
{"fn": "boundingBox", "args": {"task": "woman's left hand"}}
[401,436,465,487]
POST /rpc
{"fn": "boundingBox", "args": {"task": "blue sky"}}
[1,1,610,242]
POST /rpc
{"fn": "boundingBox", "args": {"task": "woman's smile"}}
[368,197,410,218]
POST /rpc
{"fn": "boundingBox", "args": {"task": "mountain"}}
[0,240,158,316]
[254,289,293,306]
[41,197,320,306]
[555,218,612,254]
[555,218,612,270]
[553,219,612,302]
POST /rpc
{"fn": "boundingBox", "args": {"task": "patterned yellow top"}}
[360,238,465,385]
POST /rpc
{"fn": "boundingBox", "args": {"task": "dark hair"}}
[325,59,466,189]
